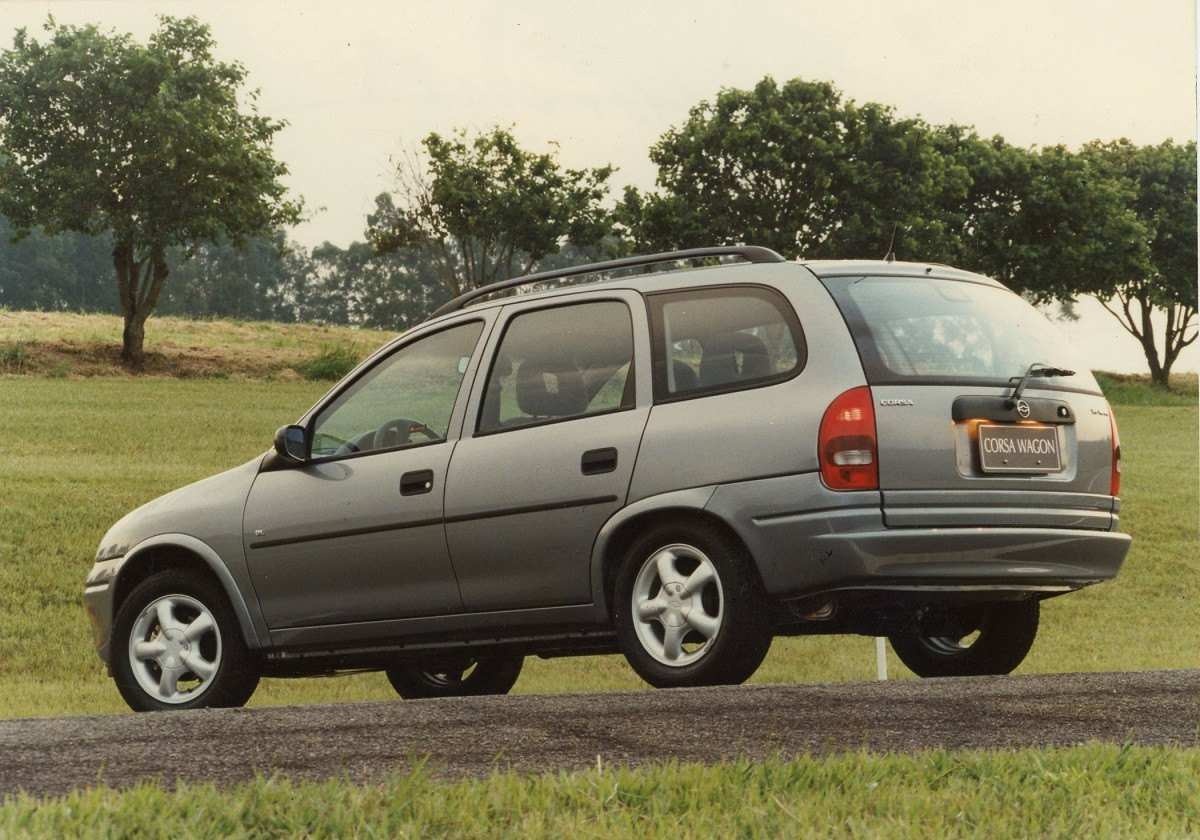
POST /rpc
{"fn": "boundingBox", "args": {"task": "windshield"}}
[821,275,1097,392]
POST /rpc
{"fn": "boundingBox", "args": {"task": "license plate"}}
[977,424,1062,474]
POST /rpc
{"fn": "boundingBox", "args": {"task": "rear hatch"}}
[818,271,1117,530]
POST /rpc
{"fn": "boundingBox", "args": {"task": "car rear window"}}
[647,285,805,401]
[820,275,1093,390]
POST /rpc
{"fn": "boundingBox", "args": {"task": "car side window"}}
[478,300,635,434]
[647,286,805,401]
[310,321,484,458]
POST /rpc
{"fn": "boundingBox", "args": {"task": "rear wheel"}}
[112,569,260,712]
[888,599,1040,678]
[385,655,523,699]
[613,521,772,688]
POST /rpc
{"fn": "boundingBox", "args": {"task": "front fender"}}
[112,533,267,650]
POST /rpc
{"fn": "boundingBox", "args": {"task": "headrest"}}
[516,359,589,417]
[730,333,771,378]
[671,359,699,392]
[700,332,772,386]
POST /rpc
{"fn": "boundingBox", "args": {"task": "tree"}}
[156,232,306,322]
[617,77,965,260]
[0,16,302,366]
[366,127,613,299]
[0,214,115,311]
[1083,140,1197,386]
[308,241,449,329]
[621,75,1196,384]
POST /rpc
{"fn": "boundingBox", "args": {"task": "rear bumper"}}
[706,473,1130,599]
[778,526,1131,597]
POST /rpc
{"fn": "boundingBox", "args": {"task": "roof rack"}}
[430,245,786,318]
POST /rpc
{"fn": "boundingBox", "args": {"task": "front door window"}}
[311,321,484,458]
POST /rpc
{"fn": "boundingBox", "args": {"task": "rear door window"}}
[477,300,635,434]
[647,286,805,401]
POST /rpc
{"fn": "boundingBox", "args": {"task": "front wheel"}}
[112,569,260,712]
[385,655,523,699]
[889,599,1040,678]
[613,522,772,688]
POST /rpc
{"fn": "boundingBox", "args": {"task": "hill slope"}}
[0,310,391,379]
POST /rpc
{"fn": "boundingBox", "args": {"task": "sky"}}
[1,0,1197,372]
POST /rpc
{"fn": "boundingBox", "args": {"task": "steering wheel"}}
[372,417,440,451]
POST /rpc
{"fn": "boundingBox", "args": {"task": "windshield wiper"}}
[1007,362,1075,406]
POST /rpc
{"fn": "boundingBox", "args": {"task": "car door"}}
[243,317,490,629]
[444,292,652,612]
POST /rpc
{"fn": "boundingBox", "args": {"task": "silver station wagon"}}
[83,246,1130,711]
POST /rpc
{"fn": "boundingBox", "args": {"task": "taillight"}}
[1109,406,1121,497]
[819,386,878,491]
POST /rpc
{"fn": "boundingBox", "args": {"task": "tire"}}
[385,655,524,699]
[112,568,260,712]
[888,599,1040,678]
[613,520,772,688]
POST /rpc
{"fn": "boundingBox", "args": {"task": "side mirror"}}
[273,424,309,463]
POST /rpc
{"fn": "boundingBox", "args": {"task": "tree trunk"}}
[121,314,147,367]
[1139,334,1169,387]
[113,240,169,370]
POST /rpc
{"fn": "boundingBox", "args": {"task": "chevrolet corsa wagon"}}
[83,246,1131,711]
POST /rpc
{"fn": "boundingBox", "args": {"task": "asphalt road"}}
[2,669,1197,797]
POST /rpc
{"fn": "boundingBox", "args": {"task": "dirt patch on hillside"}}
[0,339,304,379]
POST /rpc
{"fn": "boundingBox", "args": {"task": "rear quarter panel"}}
[629,263,865,501]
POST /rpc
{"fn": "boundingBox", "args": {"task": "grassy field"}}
[1,310,1197,716]
[0,312,1197,834]
[2,745,1197,837]
[0,373,1195,718]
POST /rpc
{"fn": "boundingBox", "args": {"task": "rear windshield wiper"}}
[1007,362,1075,406]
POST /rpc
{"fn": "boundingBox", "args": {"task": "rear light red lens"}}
[1109,406,1121,497]
[819,386,879,491]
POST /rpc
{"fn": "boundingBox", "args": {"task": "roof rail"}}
[429,245,786,318]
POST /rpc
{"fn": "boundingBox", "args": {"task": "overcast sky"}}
[2,0,1197,371]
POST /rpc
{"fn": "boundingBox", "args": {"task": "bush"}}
[0,342,28,373]
[296,344,361,381]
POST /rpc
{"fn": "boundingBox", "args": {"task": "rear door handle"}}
[581,447,618,475]
[400,469,434,496]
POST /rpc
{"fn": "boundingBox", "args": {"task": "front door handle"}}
[400,469,434,496]
[581,447,618,475]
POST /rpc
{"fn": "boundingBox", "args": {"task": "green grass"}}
[1095,370,1198,406]
[295,342,362,380]
[0,374,1195,718]
[2,745,1197,837]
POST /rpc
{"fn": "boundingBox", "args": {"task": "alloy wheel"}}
[128,593,222,704]
[631,543,724,666]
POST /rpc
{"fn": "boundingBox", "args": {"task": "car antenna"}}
[882,223,898,263]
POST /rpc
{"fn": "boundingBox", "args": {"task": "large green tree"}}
[366,127,613,298]
[617,77,965,260]
[0,16,301,366]
[1082,140,1197,386]
[622,75,1195,384]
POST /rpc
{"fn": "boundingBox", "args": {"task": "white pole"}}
[875,636,888,681]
